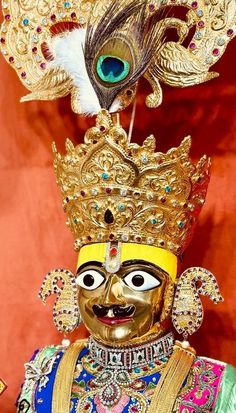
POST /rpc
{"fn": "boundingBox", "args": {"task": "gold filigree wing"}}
[0,0,105,100]
[150,0,236,90]
[21,67,73,102]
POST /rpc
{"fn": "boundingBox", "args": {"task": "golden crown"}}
[53,110,210,256]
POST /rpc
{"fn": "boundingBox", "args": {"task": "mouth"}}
[97,316,133,326]
[92,304,135,326]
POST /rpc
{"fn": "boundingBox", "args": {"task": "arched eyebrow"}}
[77,261,103,273]
[122,260,168,276]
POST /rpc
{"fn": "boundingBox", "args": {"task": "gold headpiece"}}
[53,110,210,256]
[1,0,235,114]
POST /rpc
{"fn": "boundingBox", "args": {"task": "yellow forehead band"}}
[77,243,178,281]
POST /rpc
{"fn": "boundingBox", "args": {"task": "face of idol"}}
[76,258,169,344]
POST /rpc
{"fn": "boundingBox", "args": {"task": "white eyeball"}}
[76,270,105,291]
[123,270,161,291]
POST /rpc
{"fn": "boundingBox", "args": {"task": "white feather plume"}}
[49,28,101,116]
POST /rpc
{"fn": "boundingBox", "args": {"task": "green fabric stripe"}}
[214,364,236,413]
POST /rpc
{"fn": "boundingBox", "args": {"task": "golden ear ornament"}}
[171,267,223,338]
[39,269,80,334]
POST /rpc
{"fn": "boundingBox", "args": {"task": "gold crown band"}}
[77,242,178,281]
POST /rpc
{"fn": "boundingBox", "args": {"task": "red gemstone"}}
[40,62,46,69]
[110,247,118,257]
[87,236,92,241]
[5,15,10,21]
[189,42,196,50]
[21,72,26,78]
[191,1,198,8]
[71,12,76,19]
[148,4,155,12]
[80,191,86,197]
[131,407,138,413]
[84,403,90,410]
[9,56,14,63]
[227,29,234,37]
[105,188,112,194]
[109,234,115,240]
[142,366,148,371]
[51,14,56,21]
[212,48,219,56]
[198,21,205,28]
[160,197,166,203]
[32,47,38,53]
[36,26,42,33]
[0,38,5,44]
[100,125,106,132]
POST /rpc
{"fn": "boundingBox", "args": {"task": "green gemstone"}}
[164,185,171,193]
[118,203,126,212]
[151,218,158,225]
[178,221,185,228]
[101,172,109,180]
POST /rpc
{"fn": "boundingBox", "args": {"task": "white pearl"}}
[62,338,71,347]
[182,341,190,349]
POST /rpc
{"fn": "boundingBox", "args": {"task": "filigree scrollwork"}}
[172,267,223,337]
[1,0,235,113]
[39,269,80,333]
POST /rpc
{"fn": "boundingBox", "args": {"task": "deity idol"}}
[1,0,236,412]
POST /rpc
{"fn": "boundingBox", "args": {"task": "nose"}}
[103,274,126,306]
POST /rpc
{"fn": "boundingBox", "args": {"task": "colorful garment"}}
[17,342,236,413]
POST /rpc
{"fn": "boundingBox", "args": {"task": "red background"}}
[1,40,236,412]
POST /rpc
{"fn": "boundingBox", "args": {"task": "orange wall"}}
[1,41,236,412]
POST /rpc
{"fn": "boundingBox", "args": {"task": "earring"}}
[171,267,223,339]
[39,269,80,334]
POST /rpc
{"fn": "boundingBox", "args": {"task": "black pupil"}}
[101,57,124,78]
[83,274,95,287]
[132,274,144,287]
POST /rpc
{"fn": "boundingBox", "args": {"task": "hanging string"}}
[128,98,137,143]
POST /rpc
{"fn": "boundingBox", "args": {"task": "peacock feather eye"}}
[96,55,130,84]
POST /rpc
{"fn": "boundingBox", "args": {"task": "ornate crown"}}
[53,110,210,256]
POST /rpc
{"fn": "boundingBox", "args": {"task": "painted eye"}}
[123,270,161,291]
[96,55,130,84]
[76,270,105,291]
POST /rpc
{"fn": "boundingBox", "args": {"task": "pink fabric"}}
[179,357,226,412]
[94,392,130,413]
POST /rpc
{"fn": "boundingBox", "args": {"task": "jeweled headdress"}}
[53,109,210,256]
[1,0,236,115]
